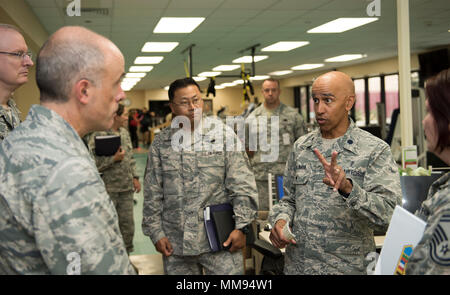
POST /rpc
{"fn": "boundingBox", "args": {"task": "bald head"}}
[313,71,355,97]
[36,26,123,102]
[311,71,356,138]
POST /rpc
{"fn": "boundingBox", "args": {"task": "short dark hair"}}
[425,68,450,153]
[262,78,280,88]
[168,77,201,101]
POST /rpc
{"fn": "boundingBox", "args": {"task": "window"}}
[368,77,381,125]
[354,79,365,126]
[385,74,399,124]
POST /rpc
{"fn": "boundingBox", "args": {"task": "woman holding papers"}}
[406,68,450,274]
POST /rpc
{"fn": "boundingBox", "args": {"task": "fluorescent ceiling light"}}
[122,78,141,84]
[232,56,268,63]
[215,85,225,89]
[250,75,270,81]
[193,76,207,81]
[307,17,378,33]
[129,66,153,72]
[213,65,241,71]
[134,56,164,64]
[261,41,309,52]
[291,64,324,70]
[325,54,366,62]
[220,83,236,87]
[141,42,179,52]
[269,70,293,76]
[164,86,170,90]
[198,71,221,77]
[126,73,146,78]
[154,17,205,33]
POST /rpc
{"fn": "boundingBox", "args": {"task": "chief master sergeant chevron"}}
[0,26,135,274]
[142,77,258,275]
[269,71,402,274]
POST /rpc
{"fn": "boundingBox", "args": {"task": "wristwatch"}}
[237,224,250,235]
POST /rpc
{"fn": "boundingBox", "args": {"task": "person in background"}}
[142,78,258,275]
[0,26,135,274]
[246,78,306,211]
[0,24,34,142]
[140,107,151,147]
[85,103,141,254]
[128,109,140,150]
[406,68,450,275]
[269,71,402,274]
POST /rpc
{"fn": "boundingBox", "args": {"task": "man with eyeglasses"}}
[0,24,34,142]
[142,77,258,275]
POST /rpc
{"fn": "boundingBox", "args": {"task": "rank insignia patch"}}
[429,214,450,266]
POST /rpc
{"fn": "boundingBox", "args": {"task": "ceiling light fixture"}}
[261,41,309,52]
[134,56,164,64]
[325,54,366,62]
[291,64,324,70]
[212,65,241,71]
[198,71,222,77]
[129,66,154,72]
[307,17,378,33]
[232,56,268,63]
[154,17,205,33]
[141,42,179,52]
[126,73,146,78]
[268,70,293,76]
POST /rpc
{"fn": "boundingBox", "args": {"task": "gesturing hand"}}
[313,149,352,194]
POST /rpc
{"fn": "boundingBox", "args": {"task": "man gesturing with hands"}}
[269,71,401,275]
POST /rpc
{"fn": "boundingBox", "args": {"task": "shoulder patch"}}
[429,214,450,266]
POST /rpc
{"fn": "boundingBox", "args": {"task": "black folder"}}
[94,135,121,156]
[204,203,235,252]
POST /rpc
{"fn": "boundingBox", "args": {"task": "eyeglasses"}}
[171,98,202,108]
[0,51,33,60]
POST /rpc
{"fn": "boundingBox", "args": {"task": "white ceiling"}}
[24,0,450,90]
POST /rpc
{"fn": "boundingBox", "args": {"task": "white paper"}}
[374,205,427,275]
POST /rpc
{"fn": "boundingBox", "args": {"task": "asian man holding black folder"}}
[142,78,258,275]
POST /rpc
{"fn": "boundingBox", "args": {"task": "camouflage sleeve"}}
[122,129,139,178]
[344,143,402,231]
[86,132,115,173]
[142,136,165,244]
[269,148,297,226]
[225,131,258,228]
[406,208,450,274]
[37,157,134,274]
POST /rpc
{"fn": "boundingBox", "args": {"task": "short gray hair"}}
[36,40,105,102]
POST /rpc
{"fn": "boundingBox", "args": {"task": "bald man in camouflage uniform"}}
[269,71,402,274]
[85,104,141,254]
[143,78,258,275]
[0,26,135,274]
[246,78,306,211]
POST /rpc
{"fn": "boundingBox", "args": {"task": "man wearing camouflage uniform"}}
[0,26,135,274]
[0,24,34,142]
[143,78,258,275]
[85,104,141,254]
[269,71,402,274]
[246,78,306,211]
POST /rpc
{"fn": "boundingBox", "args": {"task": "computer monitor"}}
[400,173,442,214]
